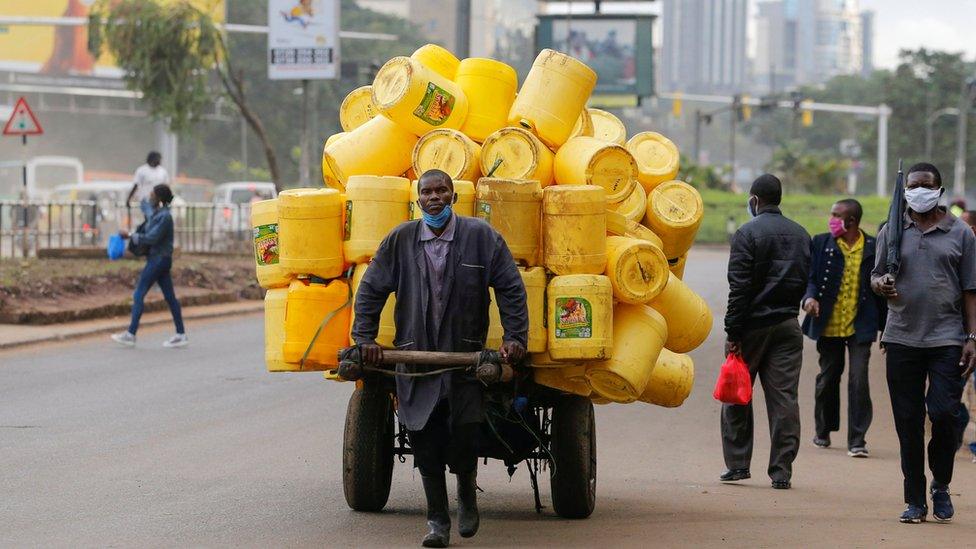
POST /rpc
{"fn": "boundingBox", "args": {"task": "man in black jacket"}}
[801,199,882,458]
[721,174,811,489]
[354,170,528,547]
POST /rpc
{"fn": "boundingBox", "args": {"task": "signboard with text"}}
[268,0,340,80]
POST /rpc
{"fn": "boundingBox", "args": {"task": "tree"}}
[89,0,283,189]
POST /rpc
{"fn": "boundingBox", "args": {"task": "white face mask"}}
[904,187,943,213]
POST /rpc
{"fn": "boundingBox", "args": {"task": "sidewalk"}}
[0,300,263,350]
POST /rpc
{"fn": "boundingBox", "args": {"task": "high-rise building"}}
[860,10,874,77]
[754,0,867,92]
[355,0,534,73]
[659,0,749,94]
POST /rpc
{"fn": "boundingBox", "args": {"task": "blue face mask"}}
[421,204,453,229]
[746,196,757,218]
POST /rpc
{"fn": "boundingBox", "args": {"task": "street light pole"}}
[693,109,702,164]
[925,107,960,159]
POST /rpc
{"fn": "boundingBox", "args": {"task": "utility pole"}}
[456,0,471,58]
[299,79,310,187]
[954,78,975,198]
[729,108,737,186]
[693,109,702,164]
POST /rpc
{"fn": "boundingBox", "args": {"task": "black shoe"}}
[899,504,928,524]
[456,470,480,538]
[719,468,750,482]
[813,435,830,449]
[771,479,791,490]
[421,474,451,548]
[931,482,954,523]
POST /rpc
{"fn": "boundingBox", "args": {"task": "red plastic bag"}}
[713,353,753,405]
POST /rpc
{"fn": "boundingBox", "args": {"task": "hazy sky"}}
[861,0,976,68]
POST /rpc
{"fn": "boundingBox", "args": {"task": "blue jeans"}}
[128,255,184,335]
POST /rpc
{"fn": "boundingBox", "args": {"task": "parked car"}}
[210,182,277,249]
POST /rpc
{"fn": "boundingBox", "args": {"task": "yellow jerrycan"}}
[533,364,592,397]
[487,267,547,353]
[669,253,688,279]
[608,183,647,224]
[322,115,418,191]
[282,278,352,369]
[476,178,543,266]
[588,108,627,145]
[554,137,638,203]
[639,349,694,408]
[412,129,482,183]
[343,176,410,263]
[586,303,668,403]
[543,185,607,275]
[325,132,347,147]
[456,58,518,142]
[480,127,554,187]
[349,263,397,348]
[411,44,461,80]
[547,274,614,361]
[339,86,378,132]
[627,132,680,193]
[649,272,713,353]
[372,56,469,137]
[568,107,595,139]
[251,198,290,289]
[264,287,294,372]
[643,180,703,259]
[604,236,669,304]
[509,49,597,148]
[278,188,344,279]
[606,210,665,250]
[409,180,475,219]
[530,350,570,369]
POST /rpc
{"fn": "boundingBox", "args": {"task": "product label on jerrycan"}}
[253,223,279,265]
[476,201,491,223]
[344,201,353,241]
[554,297,593,338]
[413,82,455,126]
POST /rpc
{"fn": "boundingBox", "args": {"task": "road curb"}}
[0,301,263,351]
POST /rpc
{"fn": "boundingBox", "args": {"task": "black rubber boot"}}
[421,474,451,548]
[456,470,480,538]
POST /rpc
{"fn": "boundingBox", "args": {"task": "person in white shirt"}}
[128,151,170,219]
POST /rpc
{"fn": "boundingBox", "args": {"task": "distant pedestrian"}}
[111,184,187,349]
[726,215,737,243]
[127,151,170,220]
[871,162,976,524]
[801,199,883,458]
[721,174,811,490]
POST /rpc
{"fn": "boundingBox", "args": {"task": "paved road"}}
[3,247,974,546]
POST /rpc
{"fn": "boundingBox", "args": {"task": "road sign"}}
[2,97,43,136]
[268,0,340,80]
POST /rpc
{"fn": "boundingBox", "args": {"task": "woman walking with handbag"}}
[111,183,187,348]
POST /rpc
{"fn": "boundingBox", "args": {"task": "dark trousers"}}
[885,344,965,507]
[814,336,873,448]
[722,318,803,481]
[128,255,184,335]
[408,399,479,477]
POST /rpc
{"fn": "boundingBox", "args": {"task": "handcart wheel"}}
[342,381,395,512]
[549,394,597,519]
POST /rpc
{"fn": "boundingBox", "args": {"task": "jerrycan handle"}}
[485,157,504,178]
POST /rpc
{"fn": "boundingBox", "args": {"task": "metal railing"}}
[0,200,253,258]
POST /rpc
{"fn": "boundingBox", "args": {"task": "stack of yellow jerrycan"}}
[255,43,713,412]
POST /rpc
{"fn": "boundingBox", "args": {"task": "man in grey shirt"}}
[871,162,976,524]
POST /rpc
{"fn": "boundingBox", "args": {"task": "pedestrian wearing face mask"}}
[871,162,976,524]
[721,174,811,490]
[801,199,884,458]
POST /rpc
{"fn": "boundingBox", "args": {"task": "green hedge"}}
[697,190,891,244]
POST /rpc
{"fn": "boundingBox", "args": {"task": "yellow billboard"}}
[0,0,224,77]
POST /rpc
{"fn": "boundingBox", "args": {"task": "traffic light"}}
[732,94,751,122]
[741,94,752,122]
[672,93,683,118]
[801,100,814,127]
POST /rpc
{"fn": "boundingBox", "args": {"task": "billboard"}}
[0,0,224,83]
[536,15,654,98]
[267,0,340,80]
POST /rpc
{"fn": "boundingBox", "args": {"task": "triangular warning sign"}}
[3,97,43,136]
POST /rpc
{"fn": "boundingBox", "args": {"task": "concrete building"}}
[860,10,874,77]
[355,0,534,72]
[659,0,749,94]
[754,0,869,92]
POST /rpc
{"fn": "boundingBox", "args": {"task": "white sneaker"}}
[111,331,136,347]
[163,334,189,348]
